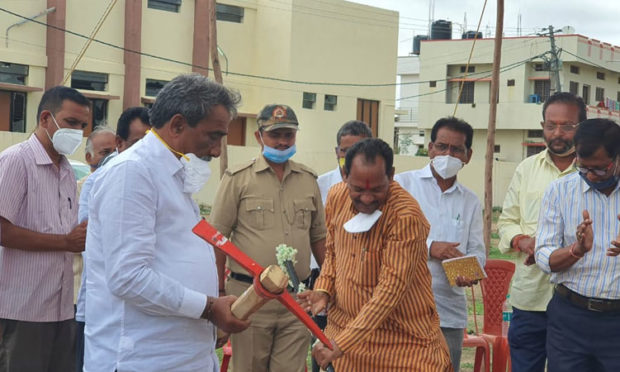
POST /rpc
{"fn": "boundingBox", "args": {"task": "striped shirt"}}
[536,172,620,299]
[0,134,77,321]
[315,181,451,371]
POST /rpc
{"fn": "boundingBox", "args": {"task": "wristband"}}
[511,234,529,251]
[569,243,584,259]
[202,296,216,321]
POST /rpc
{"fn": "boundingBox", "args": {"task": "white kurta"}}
[84,132,218,372]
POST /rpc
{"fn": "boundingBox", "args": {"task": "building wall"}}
[418,34,620,163]
[0,0,399,205]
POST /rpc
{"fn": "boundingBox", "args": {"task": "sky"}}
[350,0,620,56]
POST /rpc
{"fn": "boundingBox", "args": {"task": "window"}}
[324,94,337,111]
[534,80,550,102]
[429,80,437,87]
[460,65,475,73]
[357,99,379,137]
[71,71,108,91]
[459,82,474,104]
[227,117,246,146]
[527,146,545,157]
[302,92,316,109]
[570,65,580,74]
[569,81,579,95]
[494,145,501,153]
[582,84,590,104]
[148,0,181,12]
[91,99,108,129]
[0,62,28,85]
[595,87,605,102]
[596,72,605,80]
[617,91,620,102]
[145,79,169,97]
[0,91,26,132]
[618,77,620,84]
[216,3,244,23]
[534,63,545,71]
[507,79,515,86]
[527,130,543,138]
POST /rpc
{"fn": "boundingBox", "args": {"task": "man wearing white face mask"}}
[395,117,486,372]
[210,104,326,372]
[0,86,90,372]
[83,74,250,372]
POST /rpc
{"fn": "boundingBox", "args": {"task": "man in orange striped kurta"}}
[300,138,451,371]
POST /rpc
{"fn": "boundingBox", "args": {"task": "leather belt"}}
[555,284,620,313]
[230,272,310,290]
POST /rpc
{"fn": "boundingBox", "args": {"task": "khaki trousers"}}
[227,278,310,372]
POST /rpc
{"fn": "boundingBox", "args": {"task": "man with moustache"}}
[535,118,620,371]
[299,138,451,371]
[497,92,585,372]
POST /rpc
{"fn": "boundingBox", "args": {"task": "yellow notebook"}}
[441,255,487,286]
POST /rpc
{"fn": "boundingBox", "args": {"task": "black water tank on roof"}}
[413,35,428,55]
[462,30,483,39]
[431,20,452,40]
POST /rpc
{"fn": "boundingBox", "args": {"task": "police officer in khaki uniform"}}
[210,104,327,372]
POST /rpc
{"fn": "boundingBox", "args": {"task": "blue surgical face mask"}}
[579,172,619,191]
[262,144,297,163]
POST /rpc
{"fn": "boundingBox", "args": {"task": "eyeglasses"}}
[335,146,353,155]
[432,142,467,155]
[542,122,579,133]
[575,161,616,176]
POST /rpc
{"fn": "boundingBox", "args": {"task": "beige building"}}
[417,34,620,163]
[0,0,398,204]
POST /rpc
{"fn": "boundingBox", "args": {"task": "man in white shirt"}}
[395,117,486,372]
[317,120,373,205]
[83,74,249,372]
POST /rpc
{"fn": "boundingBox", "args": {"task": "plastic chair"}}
[462,284,491,372]
[479,259,515,372]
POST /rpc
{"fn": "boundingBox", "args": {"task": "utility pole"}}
[483,0,504,255]
[539,25,562,93]
[208,0,228,178]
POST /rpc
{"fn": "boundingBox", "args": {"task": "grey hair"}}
[149,73,241,128]
[85,126,115,155]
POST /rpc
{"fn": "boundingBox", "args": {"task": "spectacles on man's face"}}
[542,122,579,133]
[432,142,467,156]
[575,160,616,177]
[335,146,354,156]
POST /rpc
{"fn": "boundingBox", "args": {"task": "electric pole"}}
[539,25,562,93]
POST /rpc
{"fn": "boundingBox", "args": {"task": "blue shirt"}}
[536,172,620,299]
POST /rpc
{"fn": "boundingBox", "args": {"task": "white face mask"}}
[431,155,464,179]
[45,113,83,156]
[343,210,383,233]
[180,153,212,194]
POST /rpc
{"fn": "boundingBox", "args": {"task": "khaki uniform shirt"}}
[209,155,326,281]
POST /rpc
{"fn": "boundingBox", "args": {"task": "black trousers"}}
[0,318,76,372]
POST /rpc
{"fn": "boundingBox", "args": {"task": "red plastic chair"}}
[479,259,515,372]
